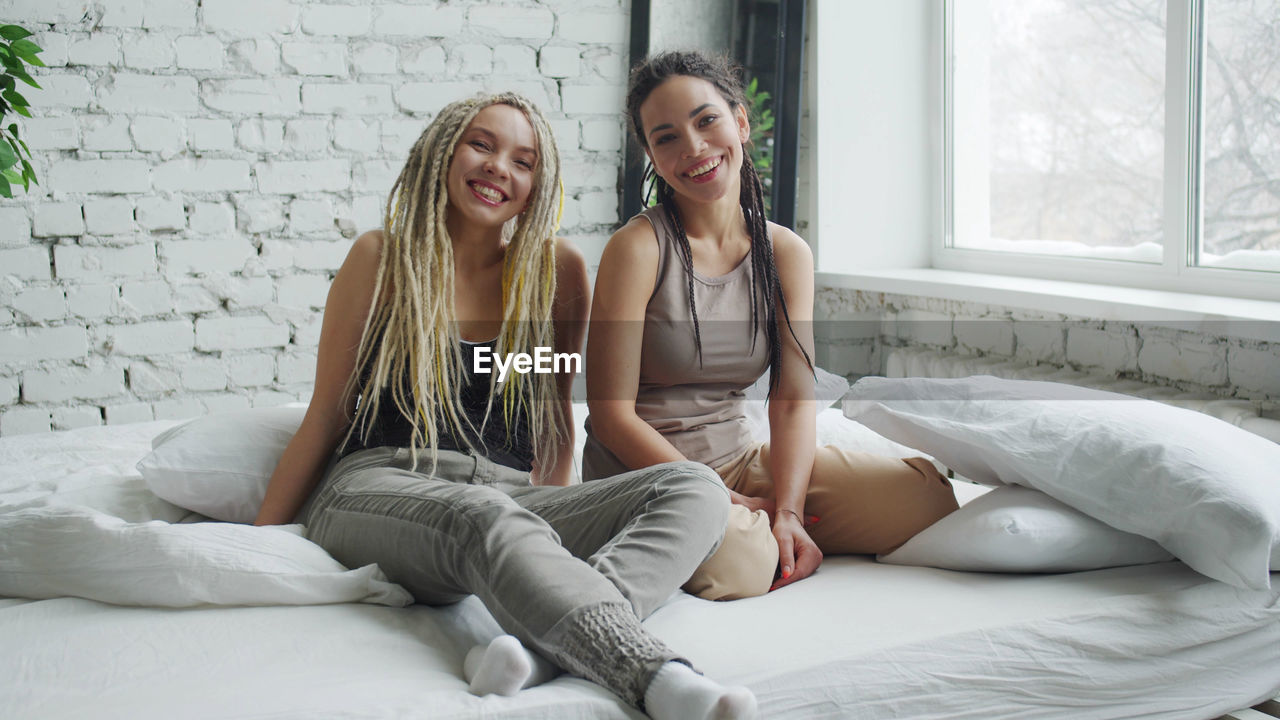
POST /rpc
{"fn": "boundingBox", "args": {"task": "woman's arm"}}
[585,218,688,470]
[763,224,823,588]
[531,238,591,487]
[254,231,383,525]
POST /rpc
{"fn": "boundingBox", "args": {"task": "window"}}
[944,0,1280,300]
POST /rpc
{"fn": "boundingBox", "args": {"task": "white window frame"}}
[938,0,1280,303]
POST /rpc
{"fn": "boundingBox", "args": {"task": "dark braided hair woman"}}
[583,50,959,600]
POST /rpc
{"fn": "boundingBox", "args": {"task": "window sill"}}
[814,269,1280,344]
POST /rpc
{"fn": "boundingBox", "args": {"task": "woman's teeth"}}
[686,157,721,177]
[471,183,505,203]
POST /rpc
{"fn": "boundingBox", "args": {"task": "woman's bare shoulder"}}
[601,215,660,267]
[352,229,384,259]
[553,236,587,274]
[329,230,389,304]
[766,222,812,263]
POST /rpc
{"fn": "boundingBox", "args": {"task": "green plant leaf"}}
[0,175,12,198]
[10,67,39,89]
[10,44,45,68]
[3,87,28,108]
[0,140,15,168]
[0,25,33,42]
[10,39,41,59]
[1,166,20,183]
[0,75,13,91]
[19,157,35,188]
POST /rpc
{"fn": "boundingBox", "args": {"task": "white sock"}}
[463,635,560,696]
[643,661,757,720]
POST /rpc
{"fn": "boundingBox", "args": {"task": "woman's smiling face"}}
[446,103,539,229]
[639,75,750,203]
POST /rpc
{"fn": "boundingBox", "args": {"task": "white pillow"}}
[845,375,1280,590]
[814,408,948,476]
[138,406,307,524]
[743,366,851,442]
[879,485,1175,573]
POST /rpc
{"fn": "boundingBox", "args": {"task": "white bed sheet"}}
[2,411,1279,719]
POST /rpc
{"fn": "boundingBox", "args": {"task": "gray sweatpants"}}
[300,447,730,708]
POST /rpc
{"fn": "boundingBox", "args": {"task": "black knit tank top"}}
[341,338,534,471]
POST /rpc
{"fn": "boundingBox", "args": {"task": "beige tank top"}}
[583,204,769,479]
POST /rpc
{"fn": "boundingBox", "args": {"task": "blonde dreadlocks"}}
[341,92,566,475]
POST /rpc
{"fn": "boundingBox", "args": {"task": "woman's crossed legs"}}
[304,448,751,716]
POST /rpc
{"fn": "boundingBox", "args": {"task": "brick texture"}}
[814,287,1280,409]
[4,0,630,434]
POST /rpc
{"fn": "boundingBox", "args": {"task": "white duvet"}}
[3,413,1280,719]
[0,420,408,609]
[0,406,923,611]
[0,507,410,607]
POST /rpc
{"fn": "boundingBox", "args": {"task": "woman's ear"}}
[735,103,751,144]
[643,147,661,180]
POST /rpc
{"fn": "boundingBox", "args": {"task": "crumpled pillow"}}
[880,485,1174,573]
[137,406,307,524]
[846,375,1280,590]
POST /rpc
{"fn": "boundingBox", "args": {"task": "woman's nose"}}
[681,135,707,158]
[483,156,509,178]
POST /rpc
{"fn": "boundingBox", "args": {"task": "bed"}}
[3,398,1279,719]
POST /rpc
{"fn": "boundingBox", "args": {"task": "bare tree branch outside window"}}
[960,0,1279,273]
[1201,0,1280,267]
[987,0,1166,256]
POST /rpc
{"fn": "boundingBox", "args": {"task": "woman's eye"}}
[699,115,717,127]
[655,134,675,145]
[516,159,534,170]
[471,140,490,151]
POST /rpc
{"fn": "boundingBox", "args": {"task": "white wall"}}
[809,0,935,272]
[0,0,631,436]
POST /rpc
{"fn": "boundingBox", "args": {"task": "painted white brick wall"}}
[815,286,1280,411]
[1,0,630,435]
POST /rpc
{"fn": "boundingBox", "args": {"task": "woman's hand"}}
[769,510,823,591]
[728,489,771,514]
[729,489,822,589]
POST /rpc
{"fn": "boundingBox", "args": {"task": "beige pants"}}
[683,443,960,601]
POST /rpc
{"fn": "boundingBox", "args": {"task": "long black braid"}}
[628,50,813,396]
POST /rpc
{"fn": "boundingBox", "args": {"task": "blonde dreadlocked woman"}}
[584,51,959,601]
[253,93,757,720]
